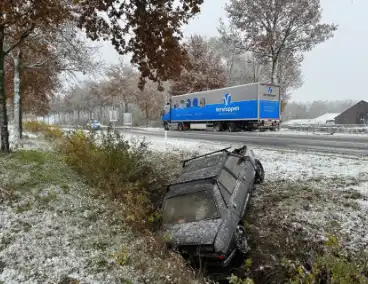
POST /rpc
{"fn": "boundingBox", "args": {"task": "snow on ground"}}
[7,125,50,151]
[120,126,368,137]
[1,130,367,283]
[121,132,368,183]
[0,150,198,284]
[263,128,368,137]
[282,113,341,125]
[122,131,368,254]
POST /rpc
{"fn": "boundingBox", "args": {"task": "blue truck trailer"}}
[161,82,281,132]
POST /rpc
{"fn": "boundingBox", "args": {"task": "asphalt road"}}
[118,128,368,156]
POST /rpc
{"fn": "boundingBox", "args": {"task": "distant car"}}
[86,119,101,130]
[160,146,265,268]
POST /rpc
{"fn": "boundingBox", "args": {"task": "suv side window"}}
[218,169,236,194]
[225,156,244,178]
[218,183,231,206]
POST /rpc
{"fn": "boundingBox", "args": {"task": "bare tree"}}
[6,21,102,144]
[226,0,337,83]
[0,0,69,151]
[104,63,140,113]
[1,0,204,152]
[170,35,227,96]
[133,80,165,122]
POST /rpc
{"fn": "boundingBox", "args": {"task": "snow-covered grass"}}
[122,132,368,181]
[1,129,367,283]
[123,132,368,255]
[0,151,201,284]
[282,113,341,125]
[60,129,368,254]
[7,125,51,151]
[121,126,368,137]
[267,128,368,137]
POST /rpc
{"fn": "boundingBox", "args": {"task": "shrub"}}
[58,130,181,231]
[23,120,46,133]
[42,126,63,140]
[23,120,63,140]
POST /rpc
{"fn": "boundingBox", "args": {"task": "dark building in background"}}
[334,100,368,125]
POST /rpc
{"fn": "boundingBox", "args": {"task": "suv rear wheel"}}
[255,159,265,184]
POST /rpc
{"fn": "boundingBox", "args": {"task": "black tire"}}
[254,159,265,184]
[228,122,236,132]
[178,123,184,131]
[235,225,249,256]
[214,123,222,132]
[164,123,169,131]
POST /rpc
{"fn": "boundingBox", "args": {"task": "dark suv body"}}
[161,146,265,268]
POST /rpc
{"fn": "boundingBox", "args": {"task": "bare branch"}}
[4,24,35,55]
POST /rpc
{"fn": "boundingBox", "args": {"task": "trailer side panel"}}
[163,84,259,122]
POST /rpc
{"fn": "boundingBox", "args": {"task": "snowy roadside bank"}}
[59,124,368,137]
[0,151,201,284]
[66,129,368,255]
[123,132,368,254]
[1,131,367,283]
[122,132,368,182]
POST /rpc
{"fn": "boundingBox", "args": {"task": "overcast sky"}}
[97,0,367,103]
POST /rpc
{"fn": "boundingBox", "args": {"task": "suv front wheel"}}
[235,225,249,256]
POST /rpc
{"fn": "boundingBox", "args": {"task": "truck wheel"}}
[178,123,184,131]
[228,122,236,132]
[214,123,222,132]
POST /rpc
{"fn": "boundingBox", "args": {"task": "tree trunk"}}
[271,57,278,84]
[0,28,10,152]
[12,48,21,143]
[19,88,23,139]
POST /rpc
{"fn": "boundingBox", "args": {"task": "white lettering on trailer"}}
[215,106,240,112]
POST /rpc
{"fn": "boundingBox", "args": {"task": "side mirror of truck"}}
[160,110,165,116]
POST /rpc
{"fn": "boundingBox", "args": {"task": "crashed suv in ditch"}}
[161,146,265,268]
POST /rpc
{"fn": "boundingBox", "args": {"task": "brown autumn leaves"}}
[0,0,204,151]
[0,0,336,151]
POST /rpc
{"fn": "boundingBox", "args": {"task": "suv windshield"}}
[162,190,219,225]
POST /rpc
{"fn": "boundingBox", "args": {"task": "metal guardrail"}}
[282,124,368,134]
[59,124,368,134]
[59,125,143,130]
